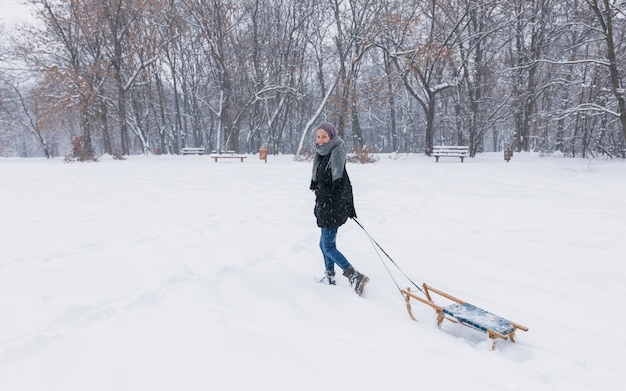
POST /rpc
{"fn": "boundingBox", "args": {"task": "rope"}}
[352,217,424,294]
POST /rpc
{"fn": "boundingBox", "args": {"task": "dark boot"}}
[343,265,369,296]
[320,270,336,285]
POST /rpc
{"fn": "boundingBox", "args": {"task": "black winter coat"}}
[312,152,356,228]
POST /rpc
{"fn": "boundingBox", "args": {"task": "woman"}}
[310,122,369,295]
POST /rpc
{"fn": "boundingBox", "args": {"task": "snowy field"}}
[1,152,624,390]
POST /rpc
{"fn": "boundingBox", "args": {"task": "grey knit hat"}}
[317,122,337,138]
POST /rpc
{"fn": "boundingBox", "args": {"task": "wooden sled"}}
[402,283,528,350]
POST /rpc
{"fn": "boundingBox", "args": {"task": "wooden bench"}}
[402,284,528,350]
[432,145,469,162]
[209,151,247,163]
[181,147,205,155]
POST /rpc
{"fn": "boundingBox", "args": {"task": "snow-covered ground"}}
[1,152,624,390]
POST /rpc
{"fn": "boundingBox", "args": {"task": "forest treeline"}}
[1,0,625,159]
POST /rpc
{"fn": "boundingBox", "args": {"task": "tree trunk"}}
[589,0,626,142]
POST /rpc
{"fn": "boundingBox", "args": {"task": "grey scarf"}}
[312,136,346,182]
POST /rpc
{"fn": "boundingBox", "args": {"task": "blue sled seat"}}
[443,303,516,336]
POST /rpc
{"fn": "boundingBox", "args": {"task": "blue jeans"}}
[319,227,350,272]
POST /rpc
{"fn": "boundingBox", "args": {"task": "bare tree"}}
[326,0,382,152]
[4,0,626,159]
[392,0,462,155]
[452,1,513,155]
[585,0,626,149]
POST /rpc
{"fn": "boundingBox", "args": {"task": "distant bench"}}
[432,145,469,163]
[210,150,247,163]
[181,147,205,155]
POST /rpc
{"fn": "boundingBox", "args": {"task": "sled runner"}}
[402,284,528,350]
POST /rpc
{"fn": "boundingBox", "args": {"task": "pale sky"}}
[0,0,36,28]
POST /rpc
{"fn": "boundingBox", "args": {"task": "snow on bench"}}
[181,147,205,155]
[432,145,469,162]
[210,150,247,163]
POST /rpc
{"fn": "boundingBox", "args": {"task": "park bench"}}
[181,147,205,155]
[210,150,247,163]
[432,145,469,162]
